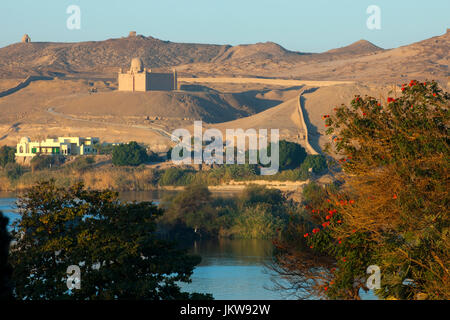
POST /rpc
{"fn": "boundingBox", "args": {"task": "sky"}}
[0,0,449,52]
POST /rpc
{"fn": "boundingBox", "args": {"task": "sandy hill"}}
[211,42,304,63]
[324,40,383,56]
[50,89,282,124]
[0,35,228,78]
[2,30,447,83]
[178,30,449,84]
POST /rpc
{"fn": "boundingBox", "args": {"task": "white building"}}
[16,137,99,158]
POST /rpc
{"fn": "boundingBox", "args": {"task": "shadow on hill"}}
[179,84,219,93]
[300,88,322,153]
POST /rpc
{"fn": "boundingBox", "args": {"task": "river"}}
[0,191,376,300]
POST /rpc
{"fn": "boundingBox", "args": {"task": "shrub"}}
[30,155,63,172]
[273,80,450,300]
[300,154,328,174]
[112,141,148,166]
[0,146,15,168]
[5,163,24,181]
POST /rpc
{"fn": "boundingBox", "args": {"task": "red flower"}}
[324,286,328,291]
[393,194,397,199]
[326,215,331,220]
[337,220,342,224]
[304,233,309,238]
[338,240,342,244]
[310,245,314,249]
[362,112,366,116]
[433,93,436,97]
[401,88,405,91]
[387,97,395,103]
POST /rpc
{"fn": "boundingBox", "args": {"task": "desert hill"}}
[0,35,228,78]
[50,89,283,124]
[178,30,449,84]
[1,30,447,83]
[324,40,383,56]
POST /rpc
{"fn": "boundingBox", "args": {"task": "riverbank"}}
[0,157,320,192]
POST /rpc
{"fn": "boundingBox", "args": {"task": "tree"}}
[0,146,15,169]
[10,180,211,300]
[162,184,218,237]
[112,141,148,166]
[5,163,24,182]
[300,154,328,174]
[272,80,449,300]
[263,140,307,171]
[0,211,13,300]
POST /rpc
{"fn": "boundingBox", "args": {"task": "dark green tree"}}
[5,163,24,182]
[10,180,211,300]
[261,140,307,171]
[0,211,13,300]
[0,146,15,169]
[112,141,149,166]
[162,184,218,237]
[300,154,328,174]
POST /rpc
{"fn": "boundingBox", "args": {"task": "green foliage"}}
[262,140,307,170]
[10,180,211,300]
[0,146,15,169]
[274,80,450,300]
[112,141,149,166]
[158,168,195,186]
[162,184,292,240]
[30,155,64,172]
[0,211,13,299]
[67,156,95,171]
[238,184,284,209]
[96,143,115,155]
[162,184,218,238]
[232,204,285,239]
[300,155,328,174]
[5,163,24,181]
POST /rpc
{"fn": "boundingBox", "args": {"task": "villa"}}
[16,136,99,158]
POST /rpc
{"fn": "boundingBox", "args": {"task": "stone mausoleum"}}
[118,58,177,92]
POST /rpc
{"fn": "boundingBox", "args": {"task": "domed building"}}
[118,57,177,92]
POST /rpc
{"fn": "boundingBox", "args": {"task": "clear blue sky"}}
[0,0,448,52]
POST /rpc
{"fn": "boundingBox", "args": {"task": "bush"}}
[0,146,15,168]
[30,155,63,172]
[261,140,307,171]
[300,154,328,174]
[67,156,95,171]
[5,163,24,181]
[112,141,148,166]
[158,168,195,186]
[273,80,450,300]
